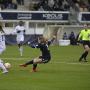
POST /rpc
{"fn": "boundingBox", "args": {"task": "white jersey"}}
[14,25,25,43]
[0,31,6,54]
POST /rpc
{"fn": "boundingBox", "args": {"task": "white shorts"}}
[0,41,6,54]
[16,35,24,44]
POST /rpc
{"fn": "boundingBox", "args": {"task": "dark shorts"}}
[82,41,90,48]
[39,56,51,63]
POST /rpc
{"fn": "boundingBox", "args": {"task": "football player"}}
[14,21,25,56]
[0,25,8,73]
[20,36,56,72]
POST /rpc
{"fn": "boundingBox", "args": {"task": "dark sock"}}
[18,44,21,48]
[25,60,33,65]
[84,51,88,60]
[33,64,37,70]
[79,52,86,61]
[79,51,88,61]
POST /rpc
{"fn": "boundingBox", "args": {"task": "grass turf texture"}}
[0,45,90,90]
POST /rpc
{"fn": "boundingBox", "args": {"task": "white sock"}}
[0,59,8,73]
[19,46,23,56]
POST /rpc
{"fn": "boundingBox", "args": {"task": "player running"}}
[14,21,25,56]
[78,24,90,62]
[20,36,56,72]
[0,25,8,74]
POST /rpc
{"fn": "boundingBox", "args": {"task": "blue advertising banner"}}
[0,11,69,21]
[78,12,90,22]
[82,14,90,21]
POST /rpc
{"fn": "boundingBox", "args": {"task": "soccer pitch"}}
[0,45,90,90]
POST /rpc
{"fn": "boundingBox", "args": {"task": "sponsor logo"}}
[17,13,32,20]
[43,13,63,20]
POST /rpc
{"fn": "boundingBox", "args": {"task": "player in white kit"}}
[0,25,8,74]
[14,21,25,56]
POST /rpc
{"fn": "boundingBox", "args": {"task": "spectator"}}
[42,0,51,11]
[63,32,68,40]
[38,6,44,11]
[63,0,70,11]
[48,0,55,9]
[16,0,24,5]
[69,31,76,45]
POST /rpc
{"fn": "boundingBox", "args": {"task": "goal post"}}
[43,25,86,45]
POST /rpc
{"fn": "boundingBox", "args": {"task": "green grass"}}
[0,45,90,90]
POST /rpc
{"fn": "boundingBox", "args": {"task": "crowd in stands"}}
[72,0,90,12]
[0,0,90,12]
[0,0,17,10]
[34,0,70,11]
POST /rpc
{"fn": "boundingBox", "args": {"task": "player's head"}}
[83,24,88,30]
[38,36,47,44]
[19,21,24,26]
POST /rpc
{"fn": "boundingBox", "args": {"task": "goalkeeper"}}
[20,36,56,72]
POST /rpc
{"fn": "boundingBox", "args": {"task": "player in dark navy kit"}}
[20,36,56,72]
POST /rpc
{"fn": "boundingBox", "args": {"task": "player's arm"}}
[78,31,82,41]
[28,42,41,48]
[48,36,56,45]
[17,30,21,33]
[11,27,17,35]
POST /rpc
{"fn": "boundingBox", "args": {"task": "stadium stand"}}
[0,0,90,12]
[0,0,90,45]
[0,0,17,10]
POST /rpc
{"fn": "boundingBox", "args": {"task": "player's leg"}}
[17,40,23,56]
[0,48,4,54]
[79,45,89,62]
[32,57,43,72]
[19,41,23,56]
[0,59,8,73]
[17,36,24,56]
[20,57,42,72]
[32,57,51,71]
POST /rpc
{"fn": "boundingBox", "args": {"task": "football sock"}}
[18,44,20,48]
[79,51,88,61]
[19,46,23,56]
[33,64,37,70]
[79,52,85,61]
[25,60,33,65]
[84,51,88,60]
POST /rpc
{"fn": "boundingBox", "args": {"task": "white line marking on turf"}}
[52,62,90,66]
[1,58,30,60]
[1,57,90,66]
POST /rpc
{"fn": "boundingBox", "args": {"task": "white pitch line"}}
[1,58,90,66]
[1,57,31,60]
[52,61,90,66]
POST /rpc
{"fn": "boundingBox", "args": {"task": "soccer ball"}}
[4,63,11,69]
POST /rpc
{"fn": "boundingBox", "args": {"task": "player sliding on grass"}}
[20,36,56,72]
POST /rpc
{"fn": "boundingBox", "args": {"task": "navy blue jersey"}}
[30,40,52,60]
[36,43,50,58]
